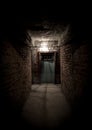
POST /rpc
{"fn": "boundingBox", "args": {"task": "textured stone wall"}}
[31,49,40,83]
[55,51,61,84]
[60,44,73,103]
[0,41,32,114]
[60,43,89,106]
[73,44,89,104]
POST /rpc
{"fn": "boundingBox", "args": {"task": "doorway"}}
[40,53,55,83]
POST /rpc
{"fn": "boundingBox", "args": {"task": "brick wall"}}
[55,51,61,84]
[73,44,89,104]
[60,44,73,103]
[31,49,40,83]
[0,41,32,115]
[60,43,89,106]
[60,42,91,127]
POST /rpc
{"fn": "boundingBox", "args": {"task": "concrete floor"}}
[21,84,71,129]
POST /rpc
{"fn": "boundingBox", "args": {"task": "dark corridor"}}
[0,6,91,129]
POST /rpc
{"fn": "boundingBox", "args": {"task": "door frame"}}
[38,51,57,83]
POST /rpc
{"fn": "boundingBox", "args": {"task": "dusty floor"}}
[21,84,71,129]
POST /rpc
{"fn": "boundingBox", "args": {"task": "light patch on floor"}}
[21,84,71,129]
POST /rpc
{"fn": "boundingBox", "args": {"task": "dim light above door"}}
[39,42,49,52]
